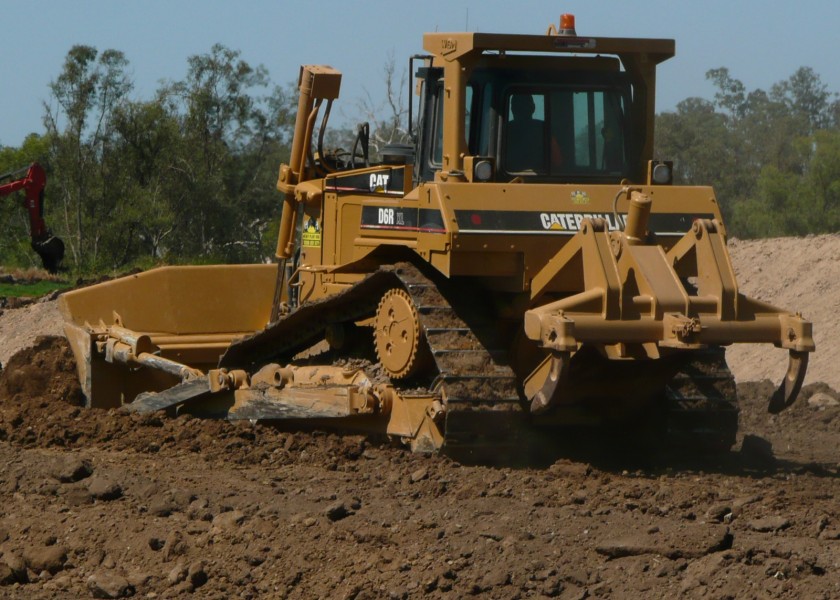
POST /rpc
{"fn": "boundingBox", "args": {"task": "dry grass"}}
[0,266,65,283]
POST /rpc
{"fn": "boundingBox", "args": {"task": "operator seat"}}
[505,93,546,173]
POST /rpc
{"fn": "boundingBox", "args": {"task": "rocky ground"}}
[0,235,836,599]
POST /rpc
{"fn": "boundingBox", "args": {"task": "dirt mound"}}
[727,234,840,390]
[0,300,63,368]
[0,336,372,467]
[0,269,127,368]
[0,336,83,407]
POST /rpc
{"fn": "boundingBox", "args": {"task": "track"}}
[221,261,740,460]
[664,347,739,452]
[388,264,525,462]
[223,262,526,462]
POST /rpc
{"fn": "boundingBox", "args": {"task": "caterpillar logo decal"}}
[327,168,405,197]
[369,173,390,193]
[454,210,715,236]
[539,212,625,231]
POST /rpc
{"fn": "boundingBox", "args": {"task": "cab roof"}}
[423,32,675,65]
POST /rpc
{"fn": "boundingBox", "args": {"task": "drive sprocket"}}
[374,287,428,379]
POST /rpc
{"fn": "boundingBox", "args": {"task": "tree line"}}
[1,44,838,275]
[1,44,298,274]
[655,67,840,237]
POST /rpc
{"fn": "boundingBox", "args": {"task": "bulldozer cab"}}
[412,26,673,185]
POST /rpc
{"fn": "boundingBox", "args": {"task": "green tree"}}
[800,130,840,231]
[159,44,293,262]
[654,97,745,222]
[37,43,298,272]
[107,98,181,264]
[770,67,832,133]
[731,165,803,237]
[706,67,748,119]
[44,45,132,272]
[657,66,840,238]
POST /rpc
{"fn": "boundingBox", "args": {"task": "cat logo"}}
[369,173,390,193]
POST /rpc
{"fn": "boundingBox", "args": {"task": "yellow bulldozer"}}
[59,15,814,461]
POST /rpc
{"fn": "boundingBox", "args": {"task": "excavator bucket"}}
[32,235,64,273]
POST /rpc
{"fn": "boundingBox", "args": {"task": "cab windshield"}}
[503,87,628,177]
[422,62,636,183]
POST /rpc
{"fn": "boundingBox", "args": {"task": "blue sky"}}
[2,0,839,147]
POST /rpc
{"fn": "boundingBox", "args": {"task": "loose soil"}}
[0,236,837,599]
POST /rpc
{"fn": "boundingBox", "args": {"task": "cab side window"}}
[431,84,475,165]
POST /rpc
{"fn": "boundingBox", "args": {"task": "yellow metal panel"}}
[59,264,277,335]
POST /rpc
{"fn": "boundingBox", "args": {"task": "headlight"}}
[465,156,495,182]
[474,160,494,182]
[649,160,673,185]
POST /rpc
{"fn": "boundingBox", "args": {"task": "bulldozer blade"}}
[767,350,809,414]
[126,367,381,423]
[32,235,64,273]
[227,388,357,421]
[125,376,214,415]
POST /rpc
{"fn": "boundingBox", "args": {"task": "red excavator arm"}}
[0,162,64,272]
